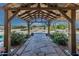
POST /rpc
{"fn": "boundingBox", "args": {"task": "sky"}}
[0,3,29,26]
[0,9,27,26]
[0,3,79,28]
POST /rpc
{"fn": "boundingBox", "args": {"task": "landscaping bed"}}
[50,32,69,55]
[50,32,68,46]
[10,31,29,55]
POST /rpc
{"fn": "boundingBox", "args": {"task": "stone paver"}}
[15,33,66,56]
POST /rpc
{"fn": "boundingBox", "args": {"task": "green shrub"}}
[51,32,68,46]
[11,31,26,46]
[54,24,68,30]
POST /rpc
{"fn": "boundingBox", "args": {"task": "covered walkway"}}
[0,3,79,55]
[15,33,66,56]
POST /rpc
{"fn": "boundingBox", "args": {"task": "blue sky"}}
[0,3,6,7]
[0,3,28,26]
[0,9,27,26]
[0,10,4,25]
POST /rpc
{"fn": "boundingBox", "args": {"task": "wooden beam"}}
[27,21,30,36]
[19,11,37,19]
[28,11,36,21]
[41,11,57,18]
[71,4,79,8]
[20,11,42,20]
[18,11,31,16]
[70,9,76,55]
[58,9,71,22]
[24,17,31,21]
[68,22,71,52]
[37,3,40,18]
[8,9,20,21]
[6,6,79,10]
[41,11,55,20]
[58,9,77,55]
[19,10,56,20]
[4,9,19,55]
[45,10,60,16]
[4,9,11,55]
[39,11,55,20]
[48,20,51,35]
[18,10,55,21]
[42,15,54,20]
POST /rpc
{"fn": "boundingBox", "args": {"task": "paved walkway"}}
[14,33,66,56]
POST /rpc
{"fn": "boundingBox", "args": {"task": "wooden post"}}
[4,9,11,55]
[68,22,71,51]
[54,21,56,31]
[58,9,77,55]
[70,9,76,55]
[48,20,50,35]
[27,21,30,37]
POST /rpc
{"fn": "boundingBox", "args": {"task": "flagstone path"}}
[14,33,66,56]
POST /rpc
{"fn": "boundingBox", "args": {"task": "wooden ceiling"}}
[1,3,79,22]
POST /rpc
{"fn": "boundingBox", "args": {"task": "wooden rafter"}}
[18,10,31,16]
[8,9,20,21]
[45,10,60,16]
[58,9,71,22]
[18,10,38,18]
[41,11,57,18]
[24,12,54,19]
